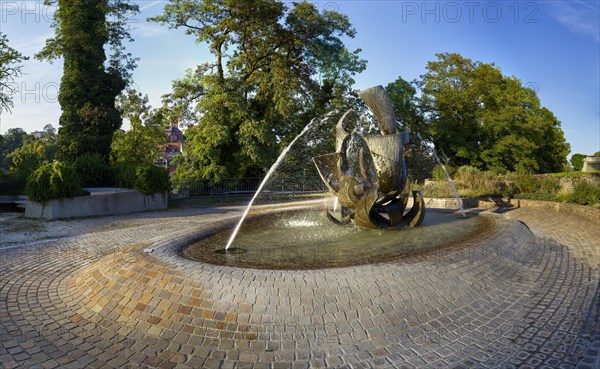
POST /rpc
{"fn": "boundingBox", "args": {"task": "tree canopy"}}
[150,0,366,180]
[415,52,570,173]
[570,153,586,171]
[0,128,29,171]
[0,33,28,113]
[111,89,166,166]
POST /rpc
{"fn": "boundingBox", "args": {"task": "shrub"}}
[134,165,170,195]
[113,161,139,189]
[569,180,600,206]
[432,164,449,181]
[26,161,81,203]
[452,166,514,197]
[74,153,114,187]
[421,180,455,198]
[512,173,541,194]
[550,171,588,178]
[0,172,27,195]
[539,176,560,194]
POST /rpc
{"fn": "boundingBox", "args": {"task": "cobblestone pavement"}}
[0,202,598,368]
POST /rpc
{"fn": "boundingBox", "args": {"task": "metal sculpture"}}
[313,85,425,229]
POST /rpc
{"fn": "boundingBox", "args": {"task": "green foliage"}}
[539,176,560,193]
[74,153,114,187]
[7,140,48,178]
[404,147,435,184]
[25,161,81,203]
[568,180,600,206]
[423,167,599,207]
[512,173,541,194]
[453,166,514,197]
[432,164,448,182]
[419,53,569,173]
[0,33,29,113]
[134,165,170,195]
[420,181,455,198]
[550,171,589,178]
[111,89,166,166]
[386,77,424,136]
[1,127,29,170]
[514,192,558,201]
[570,153,586,171]
[152,0,366,179]
[1,127,58,177]
[113,161,138,189]
[385,77,434,183]
[36,0,140,161]
[0,172,27,195]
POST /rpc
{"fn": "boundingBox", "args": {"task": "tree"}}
[0,127,29,170]
[419,52,569,173]
[385,77,434,183]
[5,128,58,178]
[0,33,28,113]
[571,153,586,171]
[42,124,57,141]
[7,140,48,178]
[150,0,365,180]
[111,89,166,165]
[35,0,139,162]
[419,53,483,167]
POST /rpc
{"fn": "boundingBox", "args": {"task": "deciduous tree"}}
[111,89,166,166]
[571,153,586,171]
[419,52,569,173]
[0,33,28,113]
[150,0,365,180]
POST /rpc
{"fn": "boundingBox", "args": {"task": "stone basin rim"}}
[114,200,511,274]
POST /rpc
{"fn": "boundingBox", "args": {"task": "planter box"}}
[25,188,167,219]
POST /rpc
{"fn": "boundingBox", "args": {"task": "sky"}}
[0,0,599,157]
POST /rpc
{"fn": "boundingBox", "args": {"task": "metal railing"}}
[171,176,328,198]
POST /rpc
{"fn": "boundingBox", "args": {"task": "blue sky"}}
[1,0,598,157]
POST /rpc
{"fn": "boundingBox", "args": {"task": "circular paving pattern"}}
[0,202,599,369]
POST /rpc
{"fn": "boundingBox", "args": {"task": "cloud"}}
[139,1,164,12]
[549,0,600,43]
[13,33,55,56]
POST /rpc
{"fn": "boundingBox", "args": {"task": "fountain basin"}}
[67,201,541,357]
[182,208,490,269]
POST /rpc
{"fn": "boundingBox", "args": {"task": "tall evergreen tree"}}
[35,0,139,161]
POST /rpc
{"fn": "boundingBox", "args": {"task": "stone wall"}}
[510,198,600,223]
[423,196,600,223]
[25,190,167,219]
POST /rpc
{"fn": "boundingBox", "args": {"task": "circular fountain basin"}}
[181,209,490,269]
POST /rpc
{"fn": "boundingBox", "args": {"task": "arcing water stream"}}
[224,117,324,250]
[431,147,466,217]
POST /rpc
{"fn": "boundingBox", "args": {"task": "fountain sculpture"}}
[186,85,486,269]
[313,85,426,229]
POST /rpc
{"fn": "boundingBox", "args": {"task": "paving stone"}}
[0,203,598,368]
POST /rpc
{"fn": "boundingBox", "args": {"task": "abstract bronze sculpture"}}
[313,86,426,229]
